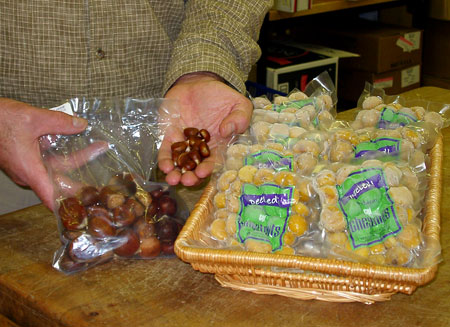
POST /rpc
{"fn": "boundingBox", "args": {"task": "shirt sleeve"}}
[163,0,273,95]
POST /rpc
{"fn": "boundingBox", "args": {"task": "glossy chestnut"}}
[114,229,140,257]
[139,236,161,258]
[58,197,87,231]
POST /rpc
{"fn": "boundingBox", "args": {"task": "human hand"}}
[0,98,95,210]
[158,72,252,186]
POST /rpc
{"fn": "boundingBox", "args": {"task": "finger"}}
[180,171,201,187]
[46,141,109,172]
[33,109,88,136]
[158,126,184,174]
[219,100,253,138]
[22,157,56,210]
[165,169,182,185]
[194,157,216,179]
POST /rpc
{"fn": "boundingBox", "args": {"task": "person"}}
[0,1,273,214]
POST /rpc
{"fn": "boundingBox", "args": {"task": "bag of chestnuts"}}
[41,98,189,274]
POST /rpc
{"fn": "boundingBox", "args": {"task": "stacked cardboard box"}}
[306,20,423,103]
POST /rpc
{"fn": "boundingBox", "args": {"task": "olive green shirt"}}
[0,0,272,108]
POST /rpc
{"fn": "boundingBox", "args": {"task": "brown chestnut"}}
[198,141,210,158]
[114,229,140,257]
[160,241,175,255]
[87,205,111,220]
[112,204,136,228]
[88,215,116,238]
[79,186,100,206]
[99,186,126,209]
[187,135,202,148]
[139,236,161,258]
[134,216,157,239]
[156,218,180,243]
[107,173,137,197]
[158,195,177,216]
[145,202,159,219]
[198,129,211,142]
[150,187,165,200]
[188,150,202,165]
[126,198,145,217]
[58,197,87,231]
[183,127,199,137]
[171,141,188,153]
[62,230,84,241]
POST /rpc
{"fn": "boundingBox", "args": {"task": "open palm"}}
[158,74,252,186]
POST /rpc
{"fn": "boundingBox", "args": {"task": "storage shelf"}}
[269,0,400,20]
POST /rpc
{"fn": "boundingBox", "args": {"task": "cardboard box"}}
[263,42,358,94]
[338,64,421,102]
[423,19,450,80]
[310,21,423,73]
[429,0,450,21]
[274,0,310,13]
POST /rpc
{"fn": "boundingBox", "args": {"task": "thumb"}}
[34,109,88,136]
[219,101,253,138]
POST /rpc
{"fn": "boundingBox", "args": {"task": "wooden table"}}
[1,86,449,327]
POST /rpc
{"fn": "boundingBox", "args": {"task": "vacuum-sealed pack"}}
[41,98,189,274]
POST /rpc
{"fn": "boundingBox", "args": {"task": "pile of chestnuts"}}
[56,172,184,272]
[171,127,211,173]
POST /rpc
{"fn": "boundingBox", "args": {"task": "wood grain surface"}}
[0,87,449,327]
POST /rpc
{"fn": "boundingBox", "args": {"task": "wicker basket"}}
[175,136,443,304]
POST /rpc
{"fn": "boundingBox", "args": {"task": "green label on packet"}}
[244,150,294,172]
[236,183,294,251]
[354,137,402,162]
[272,99,316,113]
[336,167,402,249]
[378,107,417,129]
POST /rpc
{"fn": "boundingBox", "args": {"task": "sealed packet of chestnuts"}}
[41,97,189,274]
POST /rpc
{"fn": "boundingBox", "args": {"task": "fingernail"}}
[225,123,235,136]
[72,117,87,128]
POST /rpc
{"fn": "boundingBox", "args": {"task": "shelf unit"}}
[269,0,400,20]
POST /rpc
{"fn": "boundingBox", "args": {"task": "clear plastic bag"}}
[41,98,189,274]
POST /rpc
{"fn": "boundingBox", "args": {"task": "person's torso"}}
[0,0,185,107]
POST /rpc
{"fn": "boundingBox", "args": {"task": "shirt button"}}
[96,48,106,60]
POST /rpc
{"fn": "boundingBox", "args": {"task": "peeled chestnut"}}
[114,229,140,257]
[139,236,161,258]
[158,195,177,216]
[79,186,100,206]
[88,215,115,238]
[58,197,87,231]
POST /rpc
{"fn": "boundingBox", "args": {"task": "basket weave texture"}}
[175,136,443,304]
